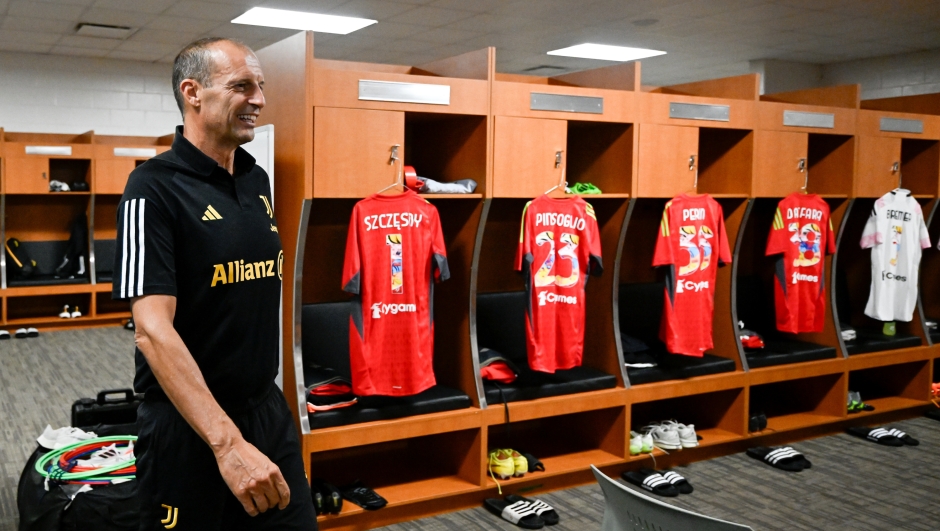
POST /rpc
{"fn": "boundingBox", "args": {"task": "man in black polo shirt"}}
[114,38,316,530]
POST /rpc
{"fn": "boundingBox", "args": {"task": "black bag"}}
[54,214,88,279]
[5,238,37,278]
[71,389,143,428]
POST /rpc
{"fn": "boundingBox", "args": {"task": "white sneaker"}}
[70,306,82,318]
[643,423,681,450]
[37,425,97,450]
[59,305,71,319]
[629,431,655,455]
[663,420,699,448]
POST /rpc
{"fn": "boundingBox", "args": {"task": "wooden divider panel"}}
[636,124,698,197]
[492,116,566,198]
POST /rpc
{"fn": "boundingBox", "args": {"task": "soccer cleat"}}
[643,424,681,451]
[59,305,71,319]
[488,449,514,480]
[70,306,82,319]
[508,449,528,477]
[630,431,643,455]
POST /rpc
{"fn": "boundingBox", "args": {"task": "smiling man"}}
[113,38,317,531]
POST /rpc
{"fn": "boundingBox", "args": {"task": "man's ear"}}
[179,79,201,110]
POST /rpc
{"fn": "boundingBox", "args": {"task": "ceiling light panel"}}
[547,43,666,62]
[232,7,377,35]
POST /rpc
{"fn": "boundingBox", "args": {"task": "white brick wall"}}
[0,51,181,137]
[822,49,940,100]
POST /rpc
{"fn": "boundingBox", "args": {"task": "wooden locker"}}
[313,107,404,198]
[753,130,808,196]
[95,158,136,194]
[492,116,566,198]
[4,157,49,194]
[856,136,902,197]
[636,123,698,198]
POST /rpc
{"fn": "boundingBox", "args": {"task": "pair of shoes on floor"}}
[484,494,559,529]
[1,328,39,339]
[847,426,919,446]
[640,420,698,451]
[747,446,812,472]
[58,305,82,319]
[310,479,343,515]
[622,468,693,497]
[340,480,387,510]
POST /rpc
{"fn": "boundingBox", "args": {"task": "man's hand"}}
[215,439,291,516]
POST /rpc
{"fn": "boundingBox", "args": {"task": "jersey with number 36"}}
[515,195,603,373]
[653,194,731,357]
[342,190,449,396]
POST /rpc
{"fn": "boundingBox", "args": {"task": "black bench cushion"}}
[6,240,89,287]
[477,291,617,403]
[844,328,922,355]
[619,282,737,385]
[301,302,470,428]
[94,239,116,280]
[746,338,838,368]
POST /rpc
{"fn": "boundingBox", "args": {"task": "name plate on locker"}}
[358,80,450,106]
[114,147,157,158]
[880,117,923,134]
[530,93,603,114]
[783,110,834,129]
[25,146,71,156]
[669,102,730,122]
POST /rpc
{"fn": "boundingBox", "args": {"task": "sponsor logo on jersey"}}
[676,280,709,293]
[370,302,417,318]
[682,208,706,221]
[364,213,424,231]
[886,209,912,222]
[537,291,578,306]
[210,250,283,287]
[791,271,819,284]
[201,205,222,221]
[881,271,908,282]
[535,212,586,230]
[786,207,823,221]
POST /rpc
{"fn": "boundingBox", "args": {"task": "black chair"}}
[301,301,471,429]
[619,282,736,385]
[735,275,837,368]
[476,291,616,403]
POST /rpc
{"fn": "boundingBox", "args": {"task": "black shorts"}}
[136,385,317,531]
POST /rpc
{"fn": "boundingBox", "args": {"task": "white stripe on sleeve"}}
[120,201,130,298]
[127,199,137,297]
[136,199,146,296]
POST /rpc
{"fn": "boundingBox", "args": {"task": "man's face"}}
[197,42,265,147]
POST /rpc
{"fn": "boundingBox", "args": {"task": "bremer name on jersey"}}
[342,190,449,396]
[766,193,836,333]
[860,189,930,322]
[515,195,602,373]
[653,194,732,357]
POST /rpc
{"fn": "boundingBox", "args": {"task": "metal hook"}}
[892,161,902,189]
[555,150,564,169]
[389,144,400,164]
[798,158,806,172]
[544,151,567,195]
[377,144,404,194]
[688,154,696,172]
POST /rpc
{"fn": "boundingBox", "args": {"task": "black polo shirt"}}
[114,127,283,410]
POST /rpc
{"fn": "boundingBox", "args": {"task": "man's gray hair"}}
[172,37,249,115]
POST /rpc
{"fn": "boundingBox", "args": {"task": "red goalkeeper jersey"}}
[766,193,836,334]
[342,190,449,396]
[653,194,732,357]
[515,195,603,373]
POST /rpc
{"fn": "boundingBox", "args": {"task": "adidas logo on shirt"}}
[202,205,222,221]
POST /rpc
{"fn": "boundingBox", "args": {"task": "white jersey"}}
[860,189,930,321]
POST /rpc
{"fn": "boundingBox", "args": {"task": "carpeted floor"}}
[2,327,940,531]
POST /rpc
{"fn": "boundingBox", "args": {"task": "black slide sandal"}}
[656,469,694,494]
[846,427,903,447]
[884,428,919,446]
[746,446,804,471]
[484,498,545,529]
[504,495,559,525]
[621,470,680,497]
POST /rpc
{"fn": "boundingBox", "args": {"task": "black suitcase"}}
[71,389,143,428]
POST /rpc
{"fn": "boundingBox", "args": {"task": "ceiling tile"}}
[328,0,419,20]
[129,28,204,46]
[116,39,186,55]
[0,28,61,44]
[165,1,248,21]
[108,49,169,62]
[50,45,110,57]
[0,41,53,54]
[7,0,84,21]
[1,16,76,33]
[354,21,426,40]
[428,0,505,12]
[35,0,97,5]
[146,15,225,33]
[91,0,179,13]
[386,6,476,27]
[57,34,124,50]
[408,26,478,44]
[258,0,347,12]
[79,8,155,27]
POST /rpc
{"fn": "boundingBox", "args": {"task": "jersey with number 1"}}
[860,189,930,322]
[766,193,836,333]
[515,195,603,373]
[342,190,449,396]
[653,194,732,357]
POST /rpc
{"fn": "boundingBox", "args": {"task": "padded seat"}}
[301,301,471,429]
[477,291,616,403]
[745,338,837,369]
[844,329,922,355]
[6,240,89,287]
[931,331,940,344]
[619,283,736,385]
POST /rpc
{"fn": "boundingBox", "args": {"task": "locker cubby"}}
[921,201,940,344]
[95,290,129,318]
[848,360,931,414]
[486,407,625,486]
[565,121,634,195]
[696,128,753,196]
[309,429,482,518]
[835,198,926,355]
[748,373,845,432]
[807,134,854,196]
[734,198,845,369]
[474,197,624,405]
[900,139,940,197]
[48,159,91,191]
[4,194,91,287]
[630,388,746,448]
[403,113,488,197]
[618,198,745,386]
[6,292,92,325]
